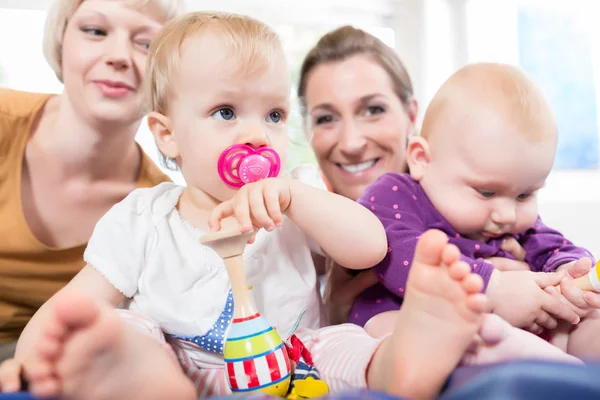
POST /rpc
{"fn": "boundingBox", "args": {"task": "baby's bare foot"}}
[26,291,195,400]
[462,313,582,366]
[24,299,73,397]
[368,229,487,400]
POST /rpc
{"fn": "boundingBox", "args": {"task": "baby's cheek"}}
[516,202,539,231]
[443,201,484,233]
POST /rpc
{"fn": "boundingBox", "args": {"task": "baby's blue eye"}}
[212,108,235,121]
[267,111,282,123]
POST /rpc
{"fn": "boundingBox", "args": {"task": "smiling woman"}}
[298,26,418,202]
[296,26,419,326]
[45,0,178,123]
[0,0,184,364]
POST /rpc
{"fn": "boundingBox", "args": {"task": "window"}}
[518,3,599,170]
[466,0,600,172]
[0,8,62,94]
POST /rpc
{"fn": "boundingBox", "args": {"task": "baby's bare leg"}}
[366,312,581,368]
[461,314,581,366]
[549,320,571,353]
[366,229,487,400]
[566,310,600,360]
[364,311,397,338]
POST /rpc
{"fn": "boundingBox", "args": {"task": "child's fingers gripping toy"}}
[573,260,600,292]
[201,227,292,396]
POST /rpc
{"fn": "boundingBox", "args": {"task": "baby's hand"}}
[484,237,531,271]
[484,257,530,271]
[553,258,600,318]
[486,269,579,334]
[209,178,292,233]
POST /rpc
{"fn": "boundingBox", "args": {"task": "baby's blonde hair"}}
[146,11,284,115]
[421,62,556,143]
[42,0,185,82]
[145,11,285,169]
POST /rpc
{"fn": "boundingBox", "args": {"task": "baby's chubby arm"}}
[208,177,388,271]
[285,179,388,270]
[519,217,593,273]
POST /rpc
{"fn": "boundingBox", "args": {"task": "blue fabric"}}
[4,361,600,399]
[204,390,400,400]
[168,289,233,355]
[442,360,600,400]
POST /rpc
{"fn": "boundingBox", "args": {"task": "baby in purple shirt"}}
[355,62,599,359]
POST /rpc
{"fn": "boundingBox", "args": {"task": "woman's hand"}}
[322,257,378,325]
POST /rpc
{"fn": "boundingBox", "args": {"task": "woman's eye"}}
[137,40,151,50]
[82,27,106,36]
[365,105,385,116]
[212,108,235,121]
[314,115,333,125]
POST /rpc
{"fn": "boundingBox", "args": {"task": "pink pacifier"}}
[217,144,281,188]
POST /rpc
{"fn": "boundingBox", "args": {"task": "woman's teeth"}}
[339,159,377,173]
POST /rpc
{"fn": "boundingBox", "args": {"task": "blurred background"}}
[1,0,599,255]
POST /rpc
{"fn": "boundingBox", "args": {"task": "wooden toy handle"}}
[222,254,257,318]
[200,227,258,319]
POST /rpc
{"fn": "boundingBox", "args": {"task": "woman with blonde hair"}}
[0,0,184,371]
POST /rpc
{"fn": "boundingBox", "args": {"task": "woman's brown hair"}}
[297,25,414,114]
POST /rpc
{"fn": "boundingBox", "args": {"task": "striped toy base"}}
[230,372,291,396]
[224,313,292,397]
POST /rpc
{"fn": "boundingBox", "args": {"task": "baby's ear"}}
[148,112,179,159]
[406,136,431,181]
